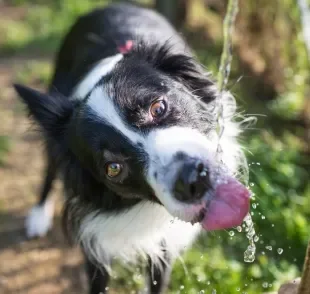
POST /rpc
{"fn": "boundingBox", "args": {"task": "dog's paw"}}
[25,201,54,238]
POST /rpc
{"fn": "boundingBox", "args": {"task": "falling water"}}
[297,0,310,58]
[216,0,257,263]
[216,0,239,151]
[243,214,256,263]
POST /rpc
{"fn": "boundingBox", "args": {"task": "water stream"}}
[216,0,257,263]
[297,0,310,58]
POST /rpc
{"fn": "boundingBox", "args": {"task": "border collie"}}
[14,2,250,293]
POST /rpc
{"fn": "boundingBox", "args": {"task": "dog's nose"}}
[173,159,211,202]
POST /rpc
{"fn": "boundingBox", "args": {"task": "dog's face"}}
[14,44,249,231]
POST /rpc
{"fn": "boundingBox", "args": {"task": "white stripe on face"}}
[86,87,144,145]
[71,54,123,100]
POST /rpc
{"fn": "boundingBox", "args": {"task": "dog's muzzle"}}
[146,126,250,231]
[173,157,211,203]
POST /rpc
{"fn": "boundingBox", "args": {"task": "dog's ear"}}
[158,53,218,103]
[13,84,73,139]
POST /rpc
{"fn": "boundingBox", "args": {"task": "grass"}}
[0,136,10,166]
[0,0,309,293]
[14,60,52,85]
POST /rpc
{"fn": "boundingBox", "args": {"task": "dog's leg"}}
[147,247,172,294]
[85,257,110,294]
[25,149,57,238]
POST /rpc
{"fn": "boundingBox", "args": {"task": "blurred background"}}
[0,0,309,293]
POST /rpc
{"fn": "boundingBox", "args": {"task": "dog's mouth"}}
[191,177,250,231]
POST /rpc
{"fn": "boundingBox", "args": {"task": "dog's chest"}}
[78,201,201,264]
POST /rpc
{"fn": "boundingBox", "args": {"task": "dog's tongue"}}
[201,178,250,231]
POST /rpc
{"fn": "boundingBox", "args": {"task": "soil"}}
[0,56,89,293]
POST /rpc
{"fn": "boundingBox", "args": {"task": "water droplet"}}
[277,248,283,254]
[261,251,266,255]
[252,203,257,209]
[236,287,240,291]
[243,214,256,263]
[237,226,242,232]
[199,291,205,294]
[207,281,211,285]
[200,255,204,259]
[269,284,273,288]
[271,224,275,227]
[254,235,259,242]
[266,246,272,251]
[105,287,109,291]
[262,282,269,288]
[256,162,261,165]
[153,281,157,285]
[250,182,254,187]
[211,290,216,294]
[229,231,235,236]
[180,285,184,290]
[261,215,265,220]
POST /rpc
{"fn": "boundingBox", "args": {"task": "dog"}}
[14,2,250,293]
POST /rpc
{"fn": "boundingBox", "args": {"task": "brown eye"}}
[150,99,166,118]
[106,162,122,178]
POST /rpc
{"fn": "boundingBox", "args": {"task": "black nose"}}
[173,160,211,203]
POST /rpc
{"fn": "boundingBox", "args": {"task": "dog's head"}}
[14,42,249,232]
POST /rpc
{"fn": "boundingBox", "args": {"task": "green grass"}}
[0,1,111,55]
[1,0,309,293]
[14,60,52,85]
[0,136,11,166]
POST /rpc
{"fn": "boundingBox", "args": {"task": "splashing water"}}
[243,214,257,262]
[216,0,239,159]
[216,0,257,264]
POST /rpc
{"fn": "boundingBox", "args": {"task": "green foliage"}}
[15,60,52,85]
[0,136,10,166]
[0,0,111,55]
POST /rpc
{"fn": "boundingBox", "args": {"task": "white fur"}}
[87,87,144,144]
[71,54,123,99]
[78,201,201,267]
[25,200,54,238]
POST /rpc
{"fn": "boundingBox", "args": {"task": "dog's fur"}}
[14,2,247,294]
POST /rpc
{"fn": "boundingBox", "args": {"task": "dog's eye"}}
[106,162,123,178]
[150,99,166,118]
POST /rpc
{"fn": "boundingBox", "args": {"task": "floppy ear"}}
[13,84,73,139]
[158,53,218,103]
[135,43,218,103]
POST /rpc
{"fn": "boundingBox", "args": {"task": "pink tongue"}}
[201,178,250,231]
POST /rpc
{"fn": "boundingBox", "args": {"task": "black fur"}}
[14,2,221,294]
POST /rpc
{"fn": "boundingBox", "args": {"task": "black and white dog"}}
[14,2,250,294]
